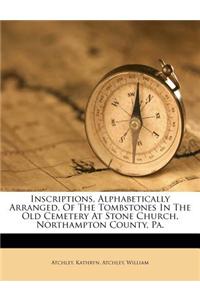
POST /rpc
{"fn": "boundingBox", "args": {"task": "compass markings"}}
[111,98,131,117]
[111,99,119,107]
[140,94,154,111]
[152,131,160,139]
[92,72,180,168]
[115,119,129,123]
[118,104,131,117]
[119,127,130,143]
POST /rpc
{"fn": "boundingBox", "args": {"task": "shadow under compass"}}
[175,125,200,158]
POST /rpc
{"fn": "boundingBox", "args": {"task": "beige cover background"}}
[0,249,199,280]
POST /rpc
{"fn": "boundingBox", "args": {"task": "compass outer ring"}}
[85,64,185,177]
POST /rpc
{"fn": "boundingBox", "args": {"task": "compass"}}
[85,60,185,176]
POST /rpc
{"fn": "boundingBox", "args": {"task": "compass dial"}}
[86,67,184,176]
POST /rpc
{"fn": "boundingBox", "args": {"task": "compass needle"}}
[129,82,143,162]
[86,61,184,176]
[131,130,140,163]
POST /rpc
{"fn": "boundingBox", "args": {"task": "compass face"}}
[86,67,183,176]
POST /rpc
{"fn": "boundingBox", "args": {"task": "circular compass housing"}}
[85,64,185,176]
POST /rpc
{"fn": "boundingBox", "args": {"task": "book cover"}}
[0,20,200,281]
